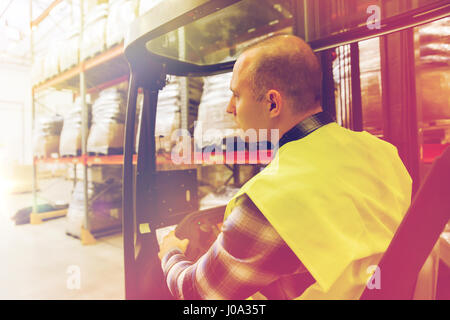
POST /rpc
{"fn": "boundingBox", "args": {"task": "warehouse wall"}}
[0,61,32,165]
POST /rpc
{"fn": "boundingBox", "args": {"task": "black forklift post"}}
[123,73,138,299]
[123,65,225,299]
[123,59,171,299]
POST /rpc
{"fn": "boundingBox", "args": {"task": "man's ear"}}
[266,89,282,118]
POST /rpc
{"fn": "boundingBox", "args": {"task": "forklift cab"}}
[122,0,297,300]
[122,0,450,300]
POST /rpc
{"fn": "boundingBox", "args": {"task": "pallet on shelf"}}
[65,225,123,245]
[80,226,97,245]
[30,208,68,225]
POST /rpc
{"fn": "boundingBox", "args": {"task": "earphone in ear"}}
[270,103,276,111]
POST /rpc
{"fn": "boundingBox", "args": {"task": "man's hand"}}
[158,231,190,260]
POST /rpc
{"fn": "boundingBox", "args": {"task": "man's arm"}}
[159,195,306,300]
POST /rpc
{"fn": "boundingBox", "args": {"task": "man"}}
[158,35,412,299]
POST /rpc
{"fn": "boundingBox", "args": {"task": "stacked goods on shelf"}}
[43,40,62,79]
[155,79,182,153]
[66,166,123,238]
[59,97,92,157]
[87,87,127,155]
[34,115,64,158]
[418,17,450,67]
[106,0,139,47]
[162,77,202,151]
[59,1,82,71]
[333,17,449,140]
[194,72,241,151]
[81,3,108,60]
[33,0,69,81]
[59,28,80,72]
[135,77,203,153]
[417,18,450,131]
[358,38,383,136]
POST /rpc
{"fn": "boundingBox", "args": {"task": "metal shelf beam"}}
[31,0,63,27]
[34,151,274,166]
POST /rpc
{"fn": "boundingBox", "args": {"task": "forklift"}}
[122,0,450,299]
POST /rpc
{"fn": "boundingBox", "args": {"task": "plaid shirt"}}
[161,112,334,300]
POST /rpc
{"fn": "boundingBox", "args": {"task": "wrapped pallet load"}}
[87,87,127,155]
[154,78,182,153]
[135,77,203,154]
[358,38,383,136]
[135,80,180,154]
[417,17,450,125]
[38,1,67,80]
[194,72,241,151]
[34,115,64,158]
[106,0,139,48]
[66,166,123,238]
[43,40,61,80]
[419,17,450,67]
[59,97,92,157]
[59,28,80,72]
[81,4,108,60]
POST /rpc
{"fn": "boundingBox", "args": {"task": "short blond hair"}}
[243,34,322,114]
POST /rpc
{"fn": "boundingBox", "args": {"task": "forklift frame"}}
[122,0,450,299]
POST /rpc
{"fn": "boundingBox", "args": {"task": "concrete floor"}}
[0,178,124,300]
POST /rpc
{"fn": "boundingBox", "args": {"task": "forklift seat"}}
[360,146,450,299]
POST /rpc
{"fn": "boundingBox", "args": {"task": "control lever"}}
[175,205,226,261]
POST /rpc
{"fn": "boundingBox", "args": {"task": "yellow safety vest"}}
[224,122,412,299]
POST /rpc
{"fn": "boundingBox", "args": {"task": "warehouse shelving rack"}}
[29,0,132,244]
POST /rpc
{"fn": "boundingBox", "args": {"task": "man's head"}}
[226,35,323,137]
